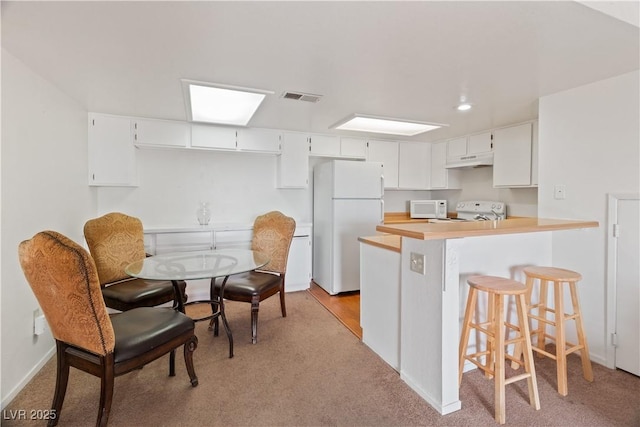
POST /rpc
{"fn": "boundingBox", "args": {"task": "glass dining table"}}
[125,249,270,358]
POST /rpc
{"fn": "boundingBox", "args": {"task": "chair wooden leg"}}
[279,283,287,318]
[97,354,115,427]
[184,335,199,387]
[49,342,70,427]
[169,349,176,377]
[251,297,260,344]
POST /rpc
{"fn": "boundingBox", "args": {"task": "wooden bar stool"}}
[459,275,540,424]
[522,266,593,396]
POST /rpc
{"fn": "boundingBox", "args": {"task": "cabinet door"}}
[447,137,467,159]
[467,131,493,154]
[367,139,399,189]
[340,137,367,159]
[429,141,460,189]
[214,229,253,249]
[277,132,309,188]
[398,142,430,190]
[286,235,312,292]
[132,118,190,148]
[493,122,533,187]
[88,113,137,186]
[191,124,237,150]
[309,134,340,157]
[237,128,282,153]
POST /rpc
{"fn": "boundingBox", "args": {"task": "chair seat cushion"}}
[215,271,282,298]
[111,307,194,363]
[102,278,184,306]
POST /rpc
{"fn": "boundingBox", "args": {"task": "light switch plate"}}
[410,252,426,275]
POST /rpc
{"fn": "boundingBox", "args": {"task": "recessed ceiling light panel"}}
[330,114,447,136]
[181,79,274,126]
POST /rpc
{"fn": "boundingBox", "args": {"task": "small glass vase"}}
[196,202,211,226]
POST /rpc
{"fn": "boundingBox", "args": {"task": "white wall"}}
[434,167,538,217]
[538,70,640,365]
[98,149,311,227]
[1,50,94,407]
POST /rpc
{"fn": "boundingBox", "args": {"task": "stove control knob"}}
[491,204,496,209]
[458,203,464,209]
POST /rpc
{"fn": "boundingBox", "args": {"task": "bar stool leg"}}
[485,293,496,379]
[534,279,549,355]
[510,275,535,370]
[494,293,506,425]
[517,293,541,410]
[459,288,477,386]
[569,282,594,382]
[554,281,568,396]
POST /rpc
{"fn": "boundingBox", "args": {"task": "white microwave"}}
[410,200,448,219]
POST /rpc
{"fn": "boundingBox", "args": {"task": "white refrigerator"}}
[313,160,384,295]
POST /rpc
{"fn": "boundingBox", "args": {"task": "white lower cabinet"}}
[359,242,401,371]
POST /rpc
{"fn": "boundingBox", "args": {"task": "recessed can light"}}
[456,103,473,111]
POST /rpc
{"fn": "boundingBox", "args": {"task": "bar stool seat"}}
[459,275,540,424]
[521,266,594,396]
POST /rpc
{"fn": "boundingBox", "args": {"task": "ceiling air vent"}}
[281,91,322,103]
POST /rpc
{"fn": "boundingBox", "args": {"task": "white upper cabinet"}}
[467,131,493,154]
[88,113,137,186]
[339,137,367,159]
[309,134,341,157]
[398,142,431,190]
[132,118,190,148]
[447,136,468,158]
[367,139,399,189]
[430,141,461,189]
[447,131,493,160]
[493,122,536,187]
[278,132,309,188]
[237,128,282,153]
[190,124,237,150]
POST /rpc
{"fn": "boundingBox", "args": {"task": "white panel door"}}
[615,198,640,375]
[332,199,384,294]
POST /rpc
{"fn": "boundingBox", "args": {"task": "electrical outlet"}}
[554,185,566,200]
[410,252,426,275]
[33,308,46,336]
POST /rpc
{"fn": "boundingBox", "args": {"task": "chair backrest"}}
[18,231,115,356]
[84,212,146,285]
[251,211,296,275]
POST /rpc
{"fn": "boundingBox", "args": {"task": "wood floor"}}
[307,281,362,339]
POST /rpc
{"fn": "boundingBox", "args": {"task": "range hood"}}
[445,152,494,169]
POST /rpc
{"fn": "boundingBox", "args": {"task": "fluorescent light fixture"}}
[181,79,273,126]
[330,114,447,136]
[456,103,473,111]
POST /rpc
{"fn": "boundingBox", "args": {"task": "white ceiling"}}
[2,1,638,142]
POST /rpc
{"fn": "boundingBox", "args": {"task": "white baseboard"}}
[1,345,55,410]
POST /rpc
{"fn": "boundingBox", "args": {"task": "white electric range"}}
[429,200,506,222]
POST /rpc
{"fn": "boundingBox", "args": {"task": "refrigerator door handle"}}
[380,200,385,224]
[380,174,384,197]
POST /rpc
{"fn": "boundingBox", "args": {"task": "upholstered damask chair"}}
[84,212,186,312]
[211,211,295,344]
[19,231,198,427]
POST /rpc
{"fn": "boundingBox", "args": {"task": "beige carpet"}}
[4,291,639,426]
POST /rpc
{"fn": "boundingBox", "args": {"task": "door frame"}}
[605,192,640,369]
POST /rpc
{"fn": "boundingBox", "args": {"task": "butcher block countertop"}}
[358,234,402,252]
[376,217,599,240]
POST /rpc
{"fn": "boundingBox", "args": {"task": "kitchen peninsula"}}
[360,217,598,415]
